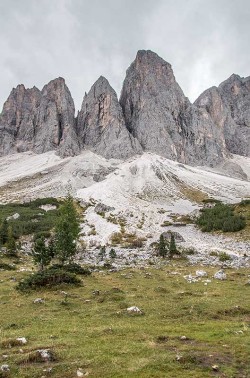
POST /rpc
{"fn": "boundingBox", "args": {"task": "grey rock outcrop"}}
[195,74,250,157]
[0,84,41,155]
[0,50,249,165]
[120,50,228,166]
[34,77,80,157]
[0,78,80,158]
[77,76,142,159]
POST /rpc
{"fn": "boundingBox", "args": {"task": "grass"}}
[0,257,249,377]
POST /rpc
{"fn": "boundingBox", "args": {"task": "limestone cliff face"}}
[77,76,142,159]
[0,50,249,165]
[0,84,41,155]
[34,77,80,157]
[195,75,250,157]
[0,78,79,158]
[120,50,227,166]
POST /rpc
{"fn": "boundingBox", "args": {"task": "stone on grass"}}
[212,365,219,371]
[180,336,187,340]
[33,298,44,304]
[214,270,227,280]
[0,364,10,372]
[77,368,89,377]
[183,274,198,283]
[196,270,207,277]
[37,349,54,362]
[127,306,143,314]
[16,337,27,345]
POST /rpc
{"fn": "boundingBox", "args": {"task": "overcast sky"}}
[0,0,249,111]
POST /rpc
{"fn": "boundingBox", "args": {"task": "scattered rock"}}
[33,298,44,304]
[94,203,115,214]
[39,204,57,211]
[180,335,187,340]
[16,337,27,345]
[0,364,10,372]
[37,349,55,362]
[43,367,53,373]
[6,213,20,221]
[212,365,219,371]
[162,231,185,242]
[77,368,89,377]
[183,274,199,283]
[127,306,143,314]
[196,270,207,277]
[214,270,227,280]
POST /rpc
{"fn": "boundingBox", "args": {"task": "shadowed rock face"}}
[0,84,41,155]
[0,78,79,158]
[195,74,250,157]
[77,76,142,159]
[120,50,227,166]
[34,77,80,157]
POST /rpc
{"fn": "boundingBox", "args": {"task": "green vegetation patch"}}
[0,197,61,238]
[196,203,246,232]
[16,267,81,292]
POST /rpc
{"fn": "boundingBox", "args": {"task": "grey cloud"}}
[0,0,249,112]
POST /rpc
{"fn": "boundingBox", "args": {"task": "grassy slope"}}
[0,259,249,378]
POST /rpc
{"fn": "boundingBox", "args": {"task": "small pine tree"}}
[6,226,17,257]
[55,194,80,265]
[32,237,52,271]
[0,219,9,245]
[158,234,167,258]
[109,248,117,259]
[99,246,106,260]
[169,233,177,258]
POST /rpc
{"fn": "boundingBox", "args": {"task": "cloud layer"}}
[0,0,249,111]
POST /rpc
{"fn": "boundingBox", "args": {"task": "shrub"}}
[202,198,221,204]
[33,231,51,240]
[239,199,250,207]
[196,203,246,232]
[0,262,16,270]
[218,252,232,262]
[49,263,91,276]
[16,268,81,292]
[158,234,167,258]
[109,248,117,259]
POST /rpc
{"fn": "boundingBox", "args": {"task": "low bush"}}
[196,203,246,232]
[202,198,221,204]
[0,262,16,270]
[33,231,51,240]
[49,263,91,276]
[239,199,250,207]
[218,252,232,262]
[16,268,81,292]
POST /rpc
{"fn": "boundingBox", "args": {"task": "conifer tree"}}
[32,237,52,271]
[55,194,80,264]
[158,234,167,258]
[0,219,9,245]
[6,226,17,257]
[169,233,177,258]
[109,248,117,259]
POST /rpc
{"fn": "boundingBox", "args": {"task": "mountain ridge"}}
[1,50,249,167]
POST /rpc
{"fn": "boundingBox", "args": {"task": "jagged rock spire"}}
[120,50,227,166]
[77,76,142,159]
[195,74,250,156]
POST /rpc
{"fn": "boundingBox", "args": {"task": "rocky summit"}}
[0,50,249,166]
